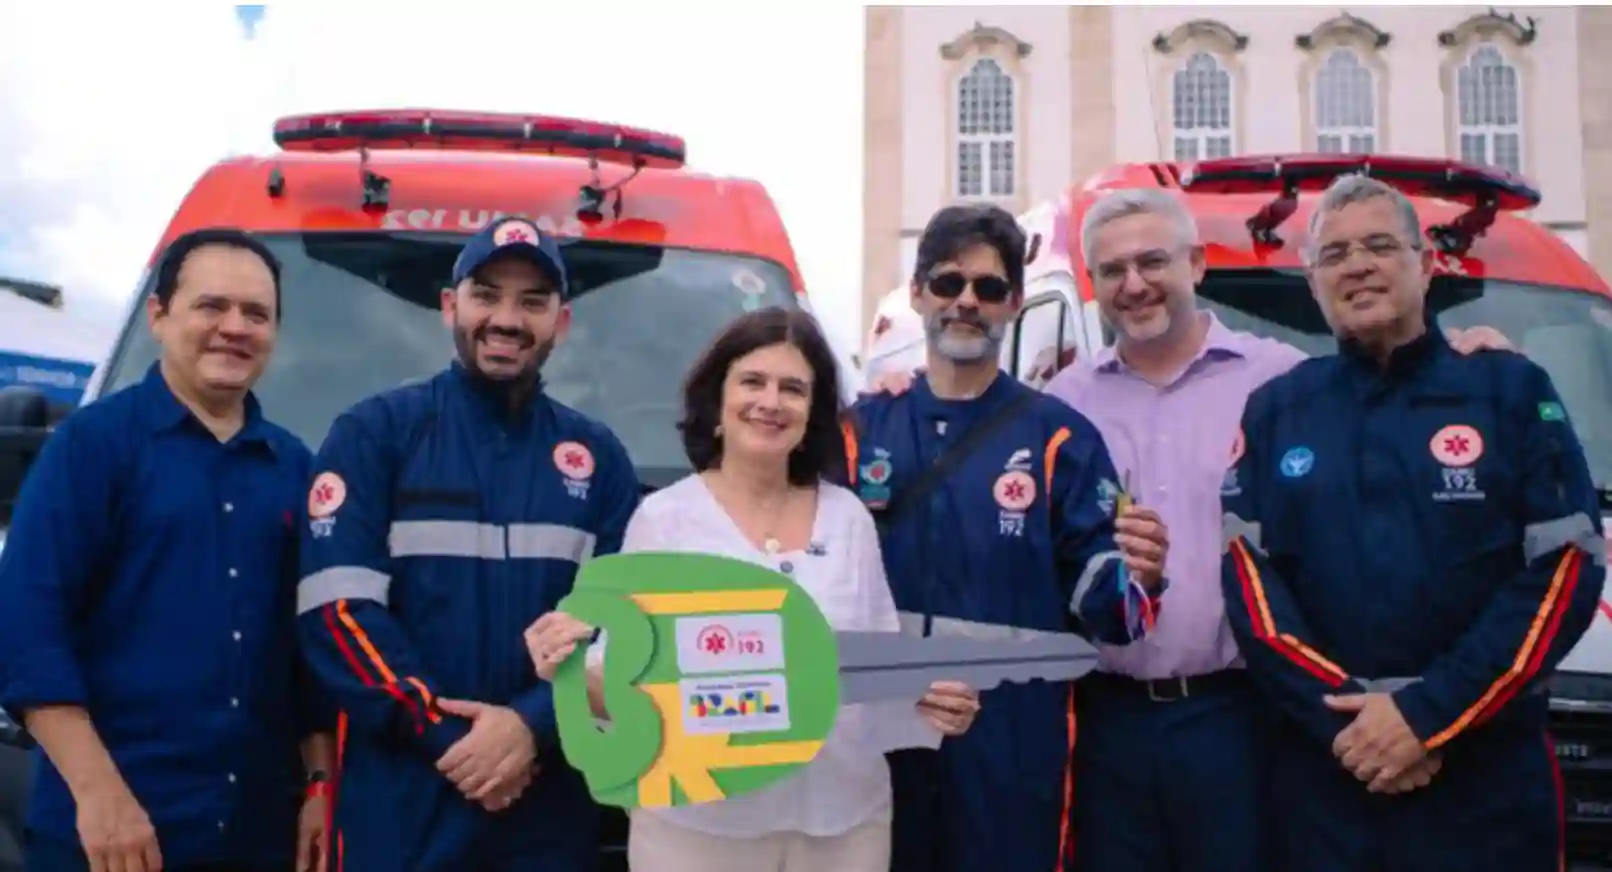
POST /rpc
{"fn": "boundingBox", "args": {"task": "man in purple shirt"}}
[1041,187,1511,872]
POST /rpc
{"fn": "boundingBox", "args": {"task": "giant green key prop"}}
[551,552,1103,810]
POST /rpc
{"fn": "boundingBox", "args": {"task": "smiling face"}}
[147,242,278,399]
[1306,195,1433,342]
[910,242,1020,364]
[1087,209,1203,345]
[718,341,814,463]
[441,255,569,383]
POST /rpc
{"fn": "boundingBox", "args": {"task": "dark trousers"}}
[1072,670,1270,872]
[1267,718,1563,872]
[887,683,1075,872]
[25,831,280,872]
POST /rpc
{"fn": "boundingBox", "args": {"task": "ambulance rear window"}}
[1194,269,1612,491]
[95,232,797,487]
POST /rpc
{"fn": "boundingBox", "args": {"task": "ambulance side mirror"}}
[1007,290,1074,384]
[0,386,50,528]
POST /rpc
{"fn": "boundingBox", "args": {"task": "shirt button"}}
[228,568,238,579]
[232,630,243,642]
[230,697,240,708]
[216,820,226,831]
[223,502,234,513]
[779,561,794,575]
[227,773,237,784]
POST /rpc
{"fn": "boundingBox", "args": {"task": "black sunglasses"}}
[927,272,1014,304]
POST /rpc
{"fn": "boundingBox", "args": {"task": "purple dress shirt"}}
[1044,312,1306,679]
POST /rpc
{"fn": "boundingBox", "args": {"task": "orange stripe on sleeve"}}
[1044,427,1072,504]
[1424,548,1583,750]
[1055,685,1078,872]
[333,601,441,728]
[840,418,859,484]
[1229,539,1350,686]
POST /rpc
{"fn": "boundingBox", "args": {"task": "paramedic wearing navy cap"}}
[842,204,1170,872]
[1221,174,1604,872]
[296,216,640,872]
[0,227,336,872]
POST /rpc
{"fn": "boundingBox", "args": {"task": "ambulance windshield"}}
[1197,270,1612,490]
[94,232,798,488]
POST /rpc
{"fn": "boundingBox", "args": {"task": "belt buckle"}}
[1147,676,1190,703]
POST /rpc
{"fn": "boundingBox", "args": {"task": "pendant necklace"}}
[760,490,789,556]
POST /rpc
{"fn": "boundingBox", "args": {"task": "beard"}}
[924,309,1006,364]
[453,322,554,396]
[1108,291,1190,345]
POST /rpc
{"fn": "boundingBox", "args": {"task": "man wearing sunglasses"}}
[840,203,1171,872]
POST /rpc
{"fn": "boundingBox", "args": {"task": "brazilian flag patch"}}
[1539,401,1567,422]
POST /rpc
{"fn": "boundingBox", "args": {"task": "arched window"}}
[1171,52,1234,161]
[1314,49,1377,153]
[955,59,1016,198]
[1456,43,1522,174]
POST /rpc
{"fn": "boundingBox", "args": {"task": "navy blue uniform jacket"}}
[0,364,330,866]
[843,373,1159,857]
[295,365,638,839]
[1221,327,1606,751]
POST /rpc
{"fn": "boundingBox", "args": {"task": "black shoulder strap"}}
[879,388,1038,523]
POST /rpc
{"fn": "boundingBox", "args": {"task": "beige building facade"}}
[861,5,1612,350]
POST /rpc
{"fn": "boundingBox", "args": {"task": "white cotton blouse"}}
[586,474,904,839]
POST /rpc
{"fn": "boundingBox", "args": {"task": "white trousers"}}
[626,810,891,872]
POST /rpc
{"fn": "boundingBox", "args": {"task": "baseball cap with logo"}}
[450,217,570,298]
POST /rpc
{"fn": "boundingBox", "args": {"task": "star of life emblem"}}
[1430,425,1485,502]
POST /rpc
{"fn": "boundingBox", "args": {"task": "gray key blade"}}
[835,630,1101,705]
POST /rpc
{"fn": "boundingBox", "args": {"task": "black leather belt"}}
[1084,668,1247,702]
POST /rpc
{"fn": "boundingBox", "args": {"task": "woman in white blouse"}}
[526,306,980,872]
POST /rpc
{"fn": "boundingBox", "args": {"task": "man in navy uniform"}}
[1222,174,1604,871]
[296,218,640,872]
[844,204,1171,872]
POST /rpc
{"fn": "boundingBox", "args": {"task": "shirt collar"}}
[137,362,276,453]
[911,367,1017,413]
[1338,311,1448,379]
[1092,310,1245,375]
[447,360,547,427]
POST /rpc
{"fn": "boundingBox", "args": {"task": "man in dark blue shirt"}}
[0,228,336,872]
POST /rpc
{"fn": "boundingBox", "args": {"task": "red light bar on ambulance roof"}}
[271,109,687,170]
[1178,154,1541,254]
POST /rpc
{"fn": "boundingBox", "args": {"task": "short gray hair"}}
[1303,174,1423,264]
[1079,188,1199,268]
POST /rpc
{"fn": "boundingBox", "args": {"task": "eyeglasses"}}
[1311,235,1418,270]
[926,272,1014,304]
[1091,246,1191,286]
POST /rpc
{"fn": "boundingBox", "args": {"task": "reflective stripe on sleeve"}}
[299,566,391,615]
[1524,513,1605,565]
[1069,550,1124,620]
[1221,512,1264,555]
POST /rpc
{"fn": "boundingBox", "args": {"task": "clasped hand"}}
[1325,692,1441,794]
[435,698,538,813]
[1115,505,1168,593]
[918,681,980,736]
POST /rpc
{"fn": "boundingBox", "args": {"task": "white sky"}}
[0,2,868,355]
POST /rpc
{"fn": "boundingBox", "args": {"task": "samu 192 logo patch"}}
[554,441,595,500]
[858,454,893,509]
